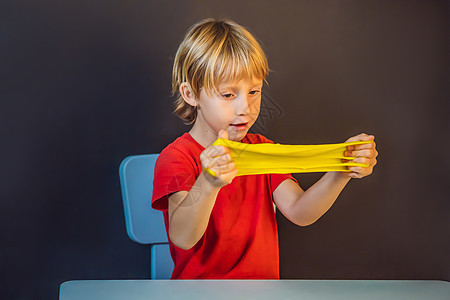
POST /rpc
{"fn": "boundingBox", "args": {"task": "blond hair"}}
[172,18,269,125]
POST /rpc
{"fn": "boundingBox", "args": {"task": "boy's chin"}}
[227,130,248,142]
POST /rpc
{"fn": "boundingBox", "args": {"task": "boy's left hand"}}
[342,133,378,179]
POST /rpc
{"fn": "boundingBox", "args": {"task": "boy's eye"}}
[222,93,233,99]
[249,90,260,95]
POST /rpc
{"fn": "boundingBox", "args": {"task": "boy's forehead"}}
[217,78,263,88]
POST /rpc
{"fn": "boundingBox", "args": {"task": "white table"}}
[59,279,450,300]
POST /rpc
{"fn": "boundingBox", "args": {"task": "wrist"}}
[327,171,352,184]
[199,171,223,192]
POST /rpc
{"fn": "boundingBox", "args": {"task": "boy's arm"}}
[273,173,349,226]
[168,130,237,250]
[273,133,378,226]
[168,172,221,250]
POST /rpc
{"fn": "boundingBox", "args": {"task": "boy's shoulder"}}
[157,133,203,171]
[161,132,202,154]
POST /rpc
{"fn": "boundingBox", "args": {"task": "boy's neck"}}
[188,122,218,149]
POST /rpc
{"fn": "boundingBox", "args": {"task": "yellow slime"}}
[207,138,373,176]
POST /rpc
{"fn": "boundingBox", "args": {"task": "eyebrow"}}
[218,83,263,90]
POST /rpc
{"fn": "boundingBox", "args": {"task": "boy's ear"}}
[179,82,198,107]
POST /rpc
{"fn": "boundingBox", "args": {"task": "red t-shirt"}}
[151,132,297,279]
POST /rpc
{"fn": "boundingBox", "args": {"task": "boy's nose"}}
[236,95,251,115]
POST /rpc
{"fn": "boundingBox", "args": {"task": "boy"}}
[152,18,378,279]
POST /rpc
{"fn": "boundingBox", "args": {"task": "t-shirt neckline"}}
[185,132,249,150]
[185,132,206,151]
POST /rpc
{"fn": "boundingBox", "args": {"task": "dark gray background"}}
[1,0,449,299]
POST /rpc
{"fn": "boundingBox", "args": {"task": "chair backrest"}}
[119,154,174,279]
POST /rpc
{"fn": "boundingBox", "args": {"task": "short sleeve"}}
[270,173,298,194]
[152,147,198,211]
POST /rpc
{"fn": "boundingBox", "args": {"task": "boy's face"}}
[196,77,263,142]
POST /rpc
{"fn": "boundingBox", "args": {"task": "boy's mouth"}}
[230,122,249,130]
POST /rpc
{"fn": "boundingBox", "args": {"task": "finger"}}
[344,149,372,158]
[351,141,376,150]
[345,133,375,143]
[344,149,356,157]
[203,152,232,168]
[213,145,230,156]
[203,145,228,158]
[349,165,373,177]
[345,133,368,143]
[352,157,370,165]
[201,147,229,170]
[218,129,229,140]
[213,153,232,167]
[349,149,376,159]
[349,172,362,179]
[210,161,236,176]
[348,166,365,173]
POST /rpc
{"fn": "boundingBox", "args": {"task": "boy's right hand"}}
[200,129,238,188]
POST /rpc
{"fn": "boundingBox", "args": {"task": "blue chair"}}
[119,154,174,279]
